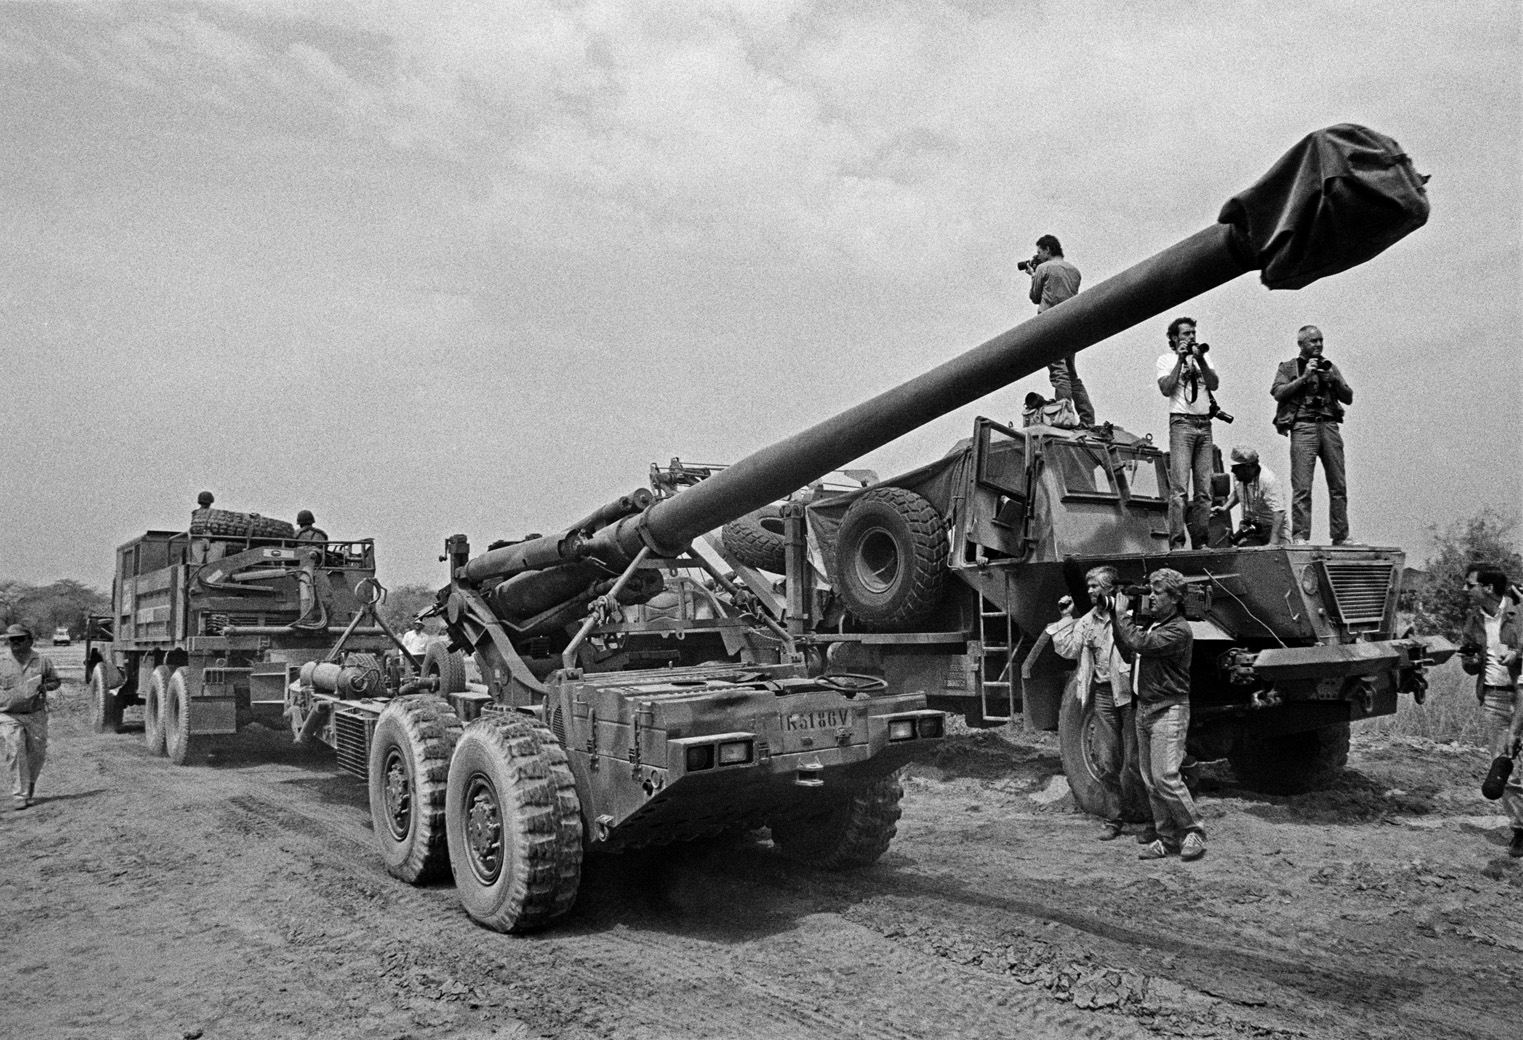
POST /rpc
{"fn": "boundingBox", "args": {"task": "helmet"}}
[296,509,315,526]
[197,491,215,507]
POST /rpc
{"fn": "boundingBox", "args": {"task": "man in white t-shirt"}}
[1459,565,1523,857]
[400,618,431,658]
[1214,446,1288,545]
[1156,317,1220,550]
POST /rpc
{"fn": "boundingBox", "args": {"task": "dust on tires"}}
[89,664,123,734]
[445,714,583,933]
[368,696,464,884]
[143,665,170,756]
[769,774,904,869]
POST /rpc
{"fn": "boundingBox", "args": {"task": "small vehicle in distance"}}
[52,626,71,646]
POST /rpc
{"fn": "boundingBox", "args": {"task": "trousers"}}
[1482,687,1523,829]
[1091,685,1144,826]
[1,711,48,802]
[1289,420,1348,543]
[1167,415,1214,548]
[1135,698,1204,848]
[1047,356,1095,426]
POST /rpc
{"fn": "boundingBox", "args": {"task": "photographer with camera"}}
[1049,567,1143,840]
[1156,317,1221,551]
[1213,446,1287,546]
[1101,568,1207,861]
[1021,235,1095,426]
[1271,325,1354,544]
[1458,564,1523,858]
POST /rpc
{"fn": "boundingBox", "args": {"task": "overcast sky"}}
[2,1,1519,591]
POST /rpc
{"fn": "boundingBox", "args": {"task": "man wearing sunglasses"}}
[1,624,61,810]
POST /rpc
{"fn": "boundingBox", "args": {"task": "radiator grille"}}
[1322,561,1395,628]
[332,708,374,779]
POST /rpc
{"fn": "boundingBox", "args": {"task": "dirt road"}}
[3,679,1517,1040]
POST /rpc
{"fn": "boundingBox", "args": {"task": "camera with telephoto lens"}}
[1017,254,1042,274]
[1308,357,1331,373]
[1209,400,1234,424]
[1229,518,1262,546]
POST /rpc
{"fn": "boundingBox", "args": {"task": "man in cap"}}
[1213,446,1288,546]
[401,618,431,659]
[0,625,61,809]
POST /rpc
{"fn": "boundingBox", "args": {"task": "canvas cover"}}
[1219,123,1430,290]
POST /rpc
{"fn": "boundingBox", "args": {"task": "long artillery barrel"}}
[469,124,1429,583]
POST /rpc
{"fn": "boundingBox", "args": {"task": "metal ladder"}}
[977,604,1020,724]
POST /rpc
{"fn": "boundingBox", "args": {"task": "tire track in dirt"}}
[218,781,1152,1040]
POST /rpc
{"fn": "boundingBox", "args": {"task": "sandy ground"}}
[3,672,1518,1040]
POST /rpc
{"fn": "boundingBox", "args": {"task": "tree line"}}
[0,579,111,641]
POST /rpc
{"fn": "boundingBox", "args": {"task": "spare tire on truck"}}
[830,487,947,629]
[189,508,296,540]
[722,505,787,572]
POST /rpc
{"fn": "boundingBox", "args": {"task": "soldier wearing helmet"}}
[294,510,328,544]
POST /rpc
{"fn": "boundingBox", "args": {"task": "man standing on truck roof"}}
[1214,446,1288,546]
[1023,235,1096,426]
[1157,317,1219,551]
[1051,566,1143,840]
[1107,569,1207,862]
[0,625,61,810]
[1459,565,1523,858]
[1271,325,1354,544]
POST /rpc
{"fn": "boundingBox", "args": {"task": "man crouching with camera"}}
[1102,568,1207,861]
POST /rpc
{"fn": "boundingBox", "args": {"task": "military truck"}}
[791,416,1454,815]
[94,122,1431,933]
[81,512,460,765]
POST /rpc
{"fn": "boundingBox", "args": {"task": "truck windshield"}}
[1049,443,1164,502]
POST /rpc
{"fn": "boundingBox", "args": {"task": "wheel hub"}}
[464,774,504,884]
[854,527,900,593]
[382,748,412,840]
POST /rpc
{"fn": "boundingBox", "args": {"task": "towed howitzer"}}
[423,124,1427,933]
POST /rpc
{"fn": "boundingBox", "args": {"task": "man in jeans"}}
[1025,234,1095,426]
[1458,564,1523,858]
[1271,325,1354,544]
[1156,317,1219,550]
[1050,566,1142,840]
[1108,568,1206,861]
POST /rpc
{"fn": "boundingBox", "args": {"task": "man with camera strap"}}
[1271,325,1354,544]
[1157,317,1221,551]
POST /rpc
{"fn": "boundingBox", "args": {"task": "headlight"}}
[918,715,944,739]
[717,740,753,765]
[685,745,715,771]
[1300,565,1320,596]
[888,719,917,742]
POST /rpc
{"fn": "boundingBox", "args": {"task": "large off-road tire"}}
[1227,722,1351,795]
[769,774,904,869]
[89,663,123,734]
[368,696,464,884]
[831,487,947,629]
[189,507,296,540]
[164,667,204,766]
[722,506,786,572]
[143,665,170,756]
[423,641,467,695]
[445,715,583,933]
[1058,676,1150,823]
